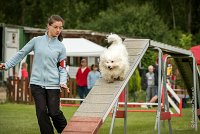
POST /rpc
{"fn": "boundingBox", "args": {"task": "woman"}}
[87,64,101,91]
[0,15,69,134]
[75,59,90,104]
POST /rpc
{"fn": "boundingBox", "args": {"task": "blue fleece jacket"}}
[5,34,67,88]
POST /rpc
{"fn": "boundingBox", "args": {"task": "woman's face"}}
[148,67,154,72]
[48,21,63,37]
[81,60,87,67]
[93,66,98,71]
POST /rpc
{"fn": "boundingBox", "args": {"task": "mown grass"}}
[0,103,199,134]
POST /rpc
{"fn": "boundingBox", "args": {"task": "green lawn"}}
[0,103,199,134]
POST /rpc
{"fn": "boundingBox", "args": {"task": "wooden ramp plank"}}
[74,112,104,117]
[127,49,145,55]
[62,116,102,134]
[94,79,123,86]
[76,103,109,113]
[125,39,149,49]
[84,94,114,104]
[128,55,139,62]
[90,82,122,95]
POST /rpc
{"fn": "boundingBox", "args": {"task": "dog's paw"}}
[119,76,125,81]
[107,79,114,83]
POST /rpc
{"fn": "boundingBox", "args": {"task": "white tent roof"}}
[62,38,105,57]
[29,38,105,57]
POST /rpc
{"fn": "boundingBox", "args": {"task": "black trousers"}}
[30,84,67,134]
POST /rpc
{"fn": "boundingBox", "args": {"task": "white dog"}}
[99,34,129,83]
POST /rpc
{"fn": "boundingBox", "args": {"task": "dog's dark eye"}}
[111,61,114,63]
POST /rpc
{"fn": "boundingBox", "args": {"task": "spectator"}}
[87,64,101,91]
[167,63,172,78]
[76,59,90,104]
[146,65,156,103]
[149,62,159,101]
[21,62,28,79]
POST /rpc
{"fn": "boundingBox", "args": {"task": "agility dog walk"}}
[62,39,200,134]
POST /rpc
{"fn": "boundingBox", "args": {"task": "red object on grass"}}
[190,45,200,65]
[115,110,125,118]
[127,109,156,112]
[160,112,171,120]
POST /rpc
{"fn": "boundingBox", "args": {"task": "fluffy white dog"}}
[99,34,129,83]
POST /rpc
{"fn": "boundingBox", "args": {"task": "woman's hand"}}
[0,63,5,70]
[60,84,70,93]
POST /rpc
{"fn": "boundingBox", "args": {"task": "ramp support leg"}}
[155,47,162,134]
[124,84,128,134]
[109,84,128,134]
[192,57,198,131]
[154,47,172,134]
[196,67,200,118]
[162,55,172,134]
[109,99,118,134]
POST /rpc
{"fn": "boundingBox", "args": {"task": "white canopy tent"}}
[62,38,105,57]
[62,38,105,78]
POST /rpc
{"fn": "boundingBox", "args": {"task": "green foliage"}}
[129,68,141,91]
[193,31,200,45]
[0,0,200,45]
[179,34,193,49]
[161,29,183,46]
[134,90,146,102]
[128,68,142,101]
[64,1,90,28]
[141,50,157,69]
[81,3,169,41]
[0,11,5,22]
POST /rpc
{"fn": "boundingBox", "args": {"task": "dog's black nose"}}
[108,66,112,70]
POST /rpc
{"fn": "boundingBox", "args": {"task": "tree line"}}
[0,0,199,44]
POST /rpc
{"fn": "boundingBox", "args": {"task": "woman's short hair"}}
[47,15,64,41]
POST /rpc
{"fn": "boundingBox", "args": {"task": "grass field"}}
[0,103,199,134]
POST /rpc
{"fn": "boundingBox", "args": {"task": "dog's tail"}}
[107,33,122,44]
